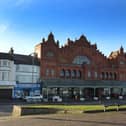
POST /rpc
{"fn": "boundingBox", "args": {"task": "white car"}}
[52,96,62,102]
[24,95,43,102]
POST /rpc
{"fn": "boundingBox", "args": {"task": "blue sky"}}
[0,0,126,56]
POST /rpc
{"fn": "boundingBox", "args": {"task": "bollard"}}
[117,104,120,111]
[104,106,106,112]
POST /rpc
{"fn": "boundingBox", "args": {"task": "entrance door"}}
[0,89,12,99]
[84,88,94,99]
[23,89,30,96]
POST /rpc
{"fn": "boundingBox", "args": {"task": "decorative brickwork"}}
[35,33,126,81]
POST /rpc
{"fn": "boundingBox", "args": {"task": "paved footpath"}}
[0,112,126,126]
[0,105,13,117]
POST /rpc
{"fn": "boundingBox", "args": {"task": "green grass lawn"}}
[24,105,102,110]
[22,104,126,112]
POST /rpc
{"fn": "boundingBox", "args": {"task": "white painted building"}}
[0,53,16,99]
[0,48,41,99]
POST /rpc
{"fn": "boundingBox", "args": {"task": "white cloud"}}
[0,24,8,33]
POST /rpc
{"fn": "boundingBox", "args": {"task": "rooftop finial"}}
[120,45,124,54]
[48,32,55,42]
[9,47,14,55]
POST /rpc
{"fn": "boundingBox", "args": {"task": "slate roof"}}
[0,53,13,60]
[13,54,40,65]
[0,52,40,65]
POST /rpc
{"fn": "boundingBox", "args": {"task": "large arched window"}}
[106,72,109,79]
[46,51,54,57]
[65,70,70,77]
[101,72,104,80]
[72,56,90,65]
[114,72,117,80]
[60,69,65,77]
[76,70,81,78]
[71,70,76,77]
[110,72,112,79]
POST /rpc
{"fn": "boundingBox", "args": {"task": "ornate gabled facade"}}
[108,46,126,81]
[35,33,126,101]
[35,33,121,81]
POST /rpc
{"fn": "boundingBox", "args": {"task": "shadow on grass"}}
[21,108,63,116]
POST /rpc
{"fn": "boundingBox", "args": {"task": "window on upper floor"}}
[46,69,49,76]
[16,75,38,83]
[0,60,11,67]
[88,71,91,78]
[1,71,9,81]
[76,70,81,78]
[16,65,39,73]
[51,69,55,76]
[73,56,90,65]
[16,65,20,71]
[94,72,98,78]
[120,61,125,65]
[0,60,2,66]
[71,70,76,77]
[46,51,54,57]
[65,70,70,77]
[8,61,10,67]
[60,69,65,77]
[3,60,8,66]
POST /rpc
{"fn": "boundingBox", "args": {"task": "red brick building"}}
[35,33,126,101]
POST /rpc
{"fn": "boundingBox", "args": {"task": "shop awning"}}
[42,79,126,88]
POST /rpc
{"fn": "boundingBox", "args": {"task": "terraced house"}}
[35,33,126,101]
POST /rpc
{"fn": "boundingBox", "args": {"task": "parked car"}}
[52,95,62,102]
[24,95,43,102]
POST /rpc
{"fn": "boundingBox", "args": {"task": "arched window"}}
[102,72,104,80]
[51,69,55,76]
[65,70,70,77]
[46,69,49,76]
[110,72,112,79]
[114,72,117,80]
[73,56,90,65]
[76,70,81,78]
[106,72,109,79]
[71,70,76,78]
[60,69,65,77]
[94,71,98,78]
[88,71,91,78]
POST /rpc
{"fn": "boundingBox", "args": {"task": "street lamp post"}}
[29,52,37,84]
[29,52,43,96]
